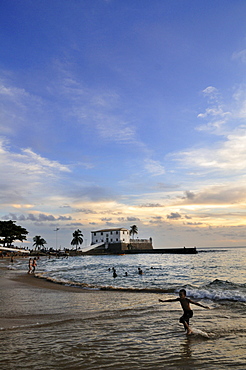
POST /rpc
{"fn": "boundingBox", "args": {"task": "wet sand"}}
[12,272,94,292]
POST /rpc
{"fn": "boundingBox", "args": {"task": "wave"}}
[185,279,246,303]
[34,274,246,302]
[34,273,176,293]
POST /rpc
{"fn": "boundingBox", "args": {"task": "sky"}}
[1,0,246,249]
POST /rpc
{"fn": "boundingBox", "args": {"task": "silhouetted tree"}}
[71,229,83,250]
[130,225,138,239]
[33,235,47,250]
[0,220,28,247]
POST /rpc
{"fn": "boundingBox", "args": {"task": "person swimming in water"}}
[159,288,210,335]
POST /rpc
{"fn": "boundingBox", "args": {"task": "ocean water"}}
[0,247,245,369]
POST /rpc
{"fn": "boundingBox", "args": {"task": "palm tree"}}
[33,235,47,251]
[71,229,83,250]
[130,225,138,239]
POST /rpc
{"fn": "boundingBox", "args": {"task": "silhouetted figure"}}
[32,257,37,274]
[138,267,143,275]
[28,258,33,274]
[159,289,210,335]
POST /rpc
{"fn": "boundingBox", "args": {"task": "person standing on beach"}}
[28,258,33,274]
[159,289,210,335]
[32,258,37,274]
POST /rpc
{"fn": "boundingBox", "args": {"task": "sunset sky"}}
[1,0,246,249]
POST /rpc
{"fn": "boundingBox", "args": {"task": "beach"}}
[0,251,246,369]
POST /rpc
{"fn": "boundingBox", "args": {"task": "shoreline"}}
[12,273,95,292]
[0,258,94,293]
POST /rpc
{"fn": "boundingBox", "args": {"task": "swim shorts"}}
[179,310,193,325]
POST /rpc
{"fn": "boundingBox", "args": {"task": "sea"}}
[0,247,245,369]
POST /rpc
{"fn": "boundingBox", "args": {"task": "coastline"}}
[0,257,93,292]
[11,272,94,293]
[0,258,101,331]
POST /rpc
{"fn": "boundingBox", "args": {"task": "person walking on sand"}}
[28,258,33,274]
[32,257,37,274]
[159,288,210,335]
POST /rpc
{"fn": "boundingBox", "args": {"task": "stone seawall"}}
[124,242,153,251]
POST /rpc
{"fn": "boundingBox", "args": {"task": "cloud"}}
[139,203,163,207]
[0,138,72,205]
[0,138,70,175]
[155,182,180,190]
[232,49,246,63]
[0,70,144,154]
[179,184,246,206]
[0,80,41,107]
[126,217,140,222]
[22,148,71,173]
[197,107,230,119]
[0,78,44,138]
[2,213,72,222]
[97,117,137,144]
[54,66,143,147]
[196,86,231,130]
[175,126,246,172]
[144,159,165,176]
[75,208,97,214]
[117,217,140,222]
[201,86,219,99]
[183,191,195,200]
[149,216,164,224]
[166,212,182,220]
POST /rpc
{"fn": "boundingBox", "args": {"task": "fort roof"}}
[91,228,129,233]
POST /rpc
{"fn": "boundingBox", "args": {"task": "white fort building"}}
[91,228,130,245]
[87,227,153,254]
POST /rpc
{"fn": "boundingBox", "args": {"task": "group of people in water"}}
[109,266,143,278]
[28,257,37,274]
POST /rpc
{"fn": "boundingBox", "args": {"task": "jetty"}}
[81,244,197,255]
[121,247,197,254]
